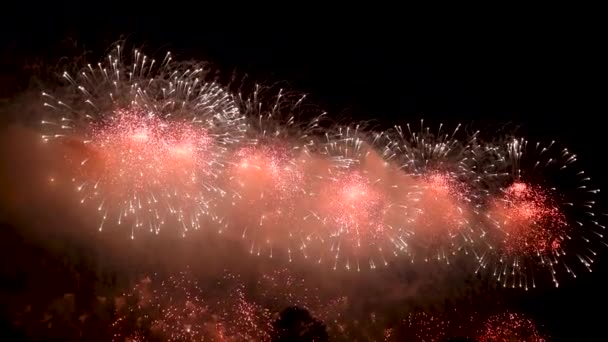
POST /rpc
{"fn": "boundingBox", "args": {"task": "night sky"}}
[1,8,606,341]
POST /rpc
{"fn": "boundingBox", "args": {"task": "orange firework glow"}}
[222,143,309,257]
[408,172,473,262]
[34,42,604,282]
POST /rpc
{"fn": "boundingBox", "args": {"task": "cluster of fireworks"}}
[110,271,548,341]
[110,271,273,341]
[110,269,348,341]
[40,44,604,288]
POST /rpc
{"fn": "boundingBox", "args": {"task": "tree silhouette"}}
[271,306,328,342]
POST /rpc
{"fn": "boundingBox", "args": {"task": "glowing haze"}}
[35,44,605,288]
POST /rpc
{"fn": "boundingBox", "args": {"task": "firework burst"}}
[386,120,490,263]
[405,172,478,263]
[218,86,326,260]
[476,138,603,288]
[303,125,415,271]
[40,43,246,237]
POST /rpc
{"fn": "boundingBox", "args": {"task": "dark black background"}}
[1,6,605,341]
